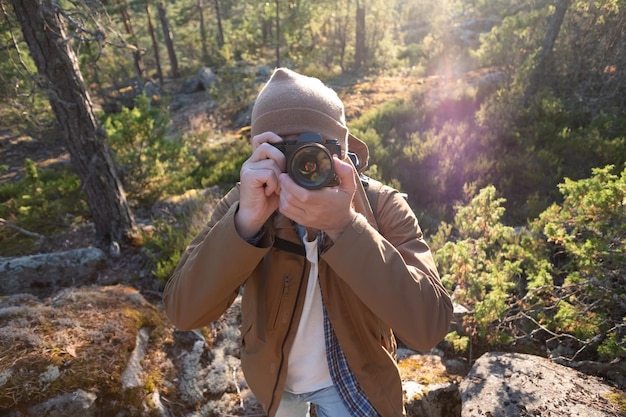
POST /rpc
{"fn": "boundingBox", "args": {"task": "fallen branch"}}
[553,357,626,378]
[0,218,45,240]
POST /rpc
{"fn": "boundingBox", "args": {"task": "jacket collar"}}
[348,133,369,172]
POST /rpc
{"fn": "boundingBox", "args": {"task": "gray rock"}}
[197,67,217,91]
[405,380,461,417]
[27,389,97,417]
[460,352,624,417]
[121,327,151,390]
[180,67,217,94]
[0,248,106,296]
[400,351,462,417]
[143,80,161,100]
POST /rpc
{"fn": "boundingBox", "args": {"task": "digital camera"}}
[272,133,341,190]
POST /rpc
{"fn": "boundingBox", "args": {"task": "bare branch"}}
[0,218,45,240]
[0,0,34,76]
[51,0,106,43]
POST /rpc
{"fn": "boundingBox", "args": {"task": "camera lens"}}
[288,143,334,189]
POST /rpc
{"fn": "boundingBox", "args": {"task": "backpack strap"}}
[360,174,383,227]
[273,236,306,256]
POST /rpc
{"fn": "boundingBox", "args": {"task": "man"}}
[163,68,453,416]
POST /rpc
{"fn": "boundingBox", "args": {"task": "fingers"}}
[277,173,309,224]
[248,142,284,165]
[235,132,288,240]
[332,156,357,192]
[247,133,285,177]
[278,157,357,232]
[251,131,283,152]
[241,132,286,194]
[240,165,279,196]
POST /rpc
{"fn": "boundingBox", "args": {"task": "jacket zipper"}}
[271,276,290,329]
[267,262,307,414]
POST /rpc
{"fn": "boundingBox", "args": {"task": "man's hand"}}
[235,132,285,240]
[278,155,357,242]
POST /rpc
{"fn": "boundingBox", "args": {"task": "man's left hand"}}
[278,155,357,242]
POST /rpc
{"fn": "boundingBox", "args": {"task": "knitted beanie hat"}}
[250,68,369,168]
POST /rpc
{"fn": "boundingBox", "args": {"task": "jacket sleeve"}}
[162,186,270,330]
[321,185,453,351]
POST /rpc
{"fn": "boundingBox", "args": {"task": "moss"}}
[121,305,163,331]
[398,356,458,386]
[0,286,171,411]
[605,390,626,414]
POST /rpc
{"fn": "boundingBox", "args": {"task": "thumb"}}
[334,156,357,191]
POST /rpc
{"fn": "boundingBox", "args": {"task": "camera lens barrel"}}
[271,133,341,189]
[289,143,335,189]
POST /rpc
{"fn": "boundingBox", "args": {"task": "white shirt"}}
[284,231,333,394]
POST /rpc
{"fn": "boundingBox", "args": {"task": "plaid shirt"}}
[323,306,380,416]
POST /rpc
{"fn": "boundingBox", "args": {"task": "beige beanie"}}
[251,68,348,143]
[250,68,369,169]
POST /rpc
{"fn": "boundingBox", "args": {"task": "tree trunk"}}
[144,0,164,85]
[198,0,209,61]
[523,0,571,105]
[119,0,145,81]
[10,0,137,249]
[262,18,272,44]
[353,0,366,73]
[275,0,281,68]
[213,0,225,48]
[157,2,180,78]
[339,0,351,73]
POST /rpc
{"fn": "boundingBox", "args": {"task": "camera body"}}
[272,132,341,190]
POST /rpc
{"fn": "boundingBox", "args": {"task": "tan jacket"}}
[163,164,453,416]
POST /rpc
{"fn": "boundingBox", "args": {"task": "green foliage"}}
[102,94,196,204]
[598,333,626,362]
[435,186,528,341]
[351,96,425,177]
[352,93,427,168]
[472,7,546,74]
[193,139,251,188]
[142,187,224,285]
[527,165,626,350]
[0,31,53,129]
[475,91,573,223]
[137,132,249,282]
[436,167,626,366]
[0,159,89,256]
[444,331,470,354]
[350,83,492,230]
[208,65,260,117]
[144,217,194,285]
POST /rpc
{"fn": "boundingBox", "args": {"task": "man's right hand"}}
[235,132,285,240]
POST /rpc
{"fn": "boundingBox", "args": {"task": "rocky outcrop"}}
[0,286,264,417]
[400,349,463,416]
[0,286,624,416]
[460,352,625,417]
[0,248,106,296]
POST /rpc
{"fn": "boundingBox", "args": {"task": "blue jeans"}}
[275,385,352,417]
